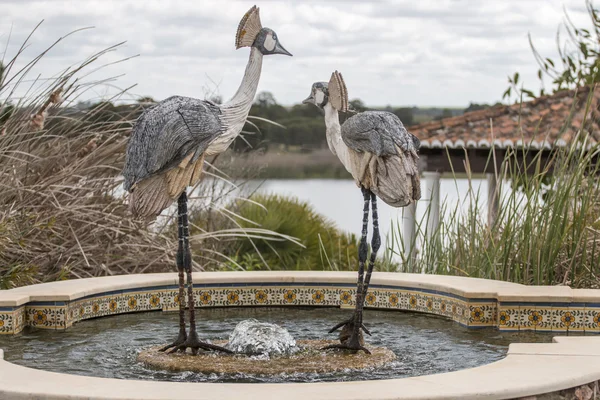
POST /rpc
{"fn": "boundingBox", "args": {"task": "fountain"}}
[136,314,395,376]
[224,318,299,356]
[0,271,600,399]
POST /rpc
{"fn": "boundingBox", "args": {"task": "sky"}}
[0,0,593,107]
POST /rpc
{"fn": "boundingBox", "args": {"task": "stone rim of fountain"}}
[1,271,600,399]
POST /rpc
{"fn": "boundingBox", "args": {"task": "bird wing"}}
[123,96,222,191]
[341,111,419,157]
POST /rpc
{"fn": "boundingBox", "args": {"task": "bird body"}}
[123,15,289,218]
[322,103,421,207]
[304,71,421,353]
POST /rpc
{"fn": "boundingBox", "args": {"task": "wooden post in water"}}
[423,171,441,271]
[402,201,417,269]
[487,173,499,227]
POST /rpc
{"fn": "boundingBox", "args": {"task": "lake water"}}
[121,176,492,256]
[241,178,489,254]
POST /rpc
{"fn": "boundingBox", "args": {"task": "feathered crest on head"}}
[328,70,348,112]
[235,5,263,49]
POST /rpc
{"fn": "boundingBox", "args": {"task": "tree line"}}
[232,92,485,152]
[0,68,495,153]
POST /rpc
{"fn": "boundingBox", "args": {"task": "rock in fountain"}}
[139,319,395,375]
[225,319,298,356]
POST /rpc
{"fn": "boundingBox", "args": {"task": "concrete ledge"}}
[1,272,600,334]
[1,272,600,399]
[0,335,599,400]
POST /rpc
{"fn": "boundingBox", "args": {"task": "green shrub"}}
[201,193,361,271]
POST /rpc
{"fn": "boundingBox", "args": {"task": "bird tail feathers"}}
[368,148,421,207]
[128,153,205,219]
[129,175,173,219]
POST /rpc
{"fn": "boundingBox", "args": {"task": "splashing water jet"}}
[225,319,299,356]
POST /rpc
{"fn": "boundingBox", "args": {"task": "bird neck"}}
[323,102,342,154]
[323,102,356,178]
[223,47,263,121]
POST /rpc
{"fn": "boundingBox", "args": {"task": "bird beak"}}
[302,95,314,105]
[273,41,292,56]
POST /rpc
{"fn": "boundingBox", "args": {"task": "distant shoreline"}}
[216,149,479,180]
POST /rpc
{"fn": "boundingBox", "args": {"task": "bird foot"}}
[159,328,187,353]
[322,342,371,355]
[166,330,233,355]
[328,317,371,336]
[167,340,233,355]
[323,315,372,354]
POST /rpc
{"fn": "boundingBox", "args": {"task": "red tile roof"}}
[410,85,600,150]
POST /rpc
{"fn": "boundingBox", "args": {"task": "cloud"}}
[0,0,592,107]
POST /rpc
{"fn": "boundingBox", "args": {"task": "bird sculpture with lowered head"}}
[303,71,421,353]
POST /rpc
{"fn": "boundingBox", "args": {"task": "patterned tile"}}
[520,306,547,332]
[0,312,13,334]
[2,282,596,335]
[498,304,520,330]
[438,297,454,319]
[454,299,470,326]
[468,303,496,327]
[26,307,66,330]
[519,305,536,331]
[552,306,586,332]
[584,306,600,334]
[407,293,419,311]
[13,308,25,334]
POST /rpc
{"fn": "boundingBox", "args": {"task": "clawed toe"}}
[361,323,371,336]
[159,329,187,352]
[321,343,371,355]
[328,318,371,336]
[160,341,184,353]
[167,340,233,355]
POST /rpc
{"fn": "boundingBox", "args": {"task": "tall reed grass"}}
[390,90,600,288]
[0,26,303,288]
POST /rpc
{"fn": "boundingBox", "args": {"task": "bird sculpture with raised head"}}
[303,71,421,353]
[122,5,292,355]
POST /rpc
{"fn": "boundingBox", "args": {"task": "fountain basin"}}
[138,340,395,375]
[0,271,600,399]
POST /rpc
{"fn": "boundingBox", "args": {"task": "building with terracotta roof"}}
[410,85,600,174]
[401,86,599,258]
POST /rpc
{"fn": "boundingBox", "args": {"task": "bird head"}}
[235,6,292,56]
[303,71,348,111]
[253,28,292,56]
[302,82,329,109]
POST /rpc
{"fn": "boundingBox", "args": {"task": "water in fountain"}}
[0,308,555,383]
[225,319,298,357]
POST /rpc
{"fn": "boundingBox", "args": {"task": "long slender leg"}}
[323,187,371,354]
[159,195,188,352]
[169,191,232,355]
[362,191,381,296]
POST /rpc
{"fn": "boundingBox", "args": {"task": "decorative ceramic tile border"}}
[0,284,499,333]
[498,302,594,333]
[0,311,13,334]
[0,272,599,335]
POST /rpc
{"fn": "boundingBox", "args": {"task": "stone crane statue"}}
[303,71,421,353]
[122,5,291,355]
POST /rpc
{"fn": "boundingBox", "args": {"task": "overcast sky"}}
[0,0,593,107]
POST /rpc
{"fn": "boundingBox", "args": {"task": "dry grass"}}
[0,26,308,288]
[0,30,178,287]
[391,90,600,288]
